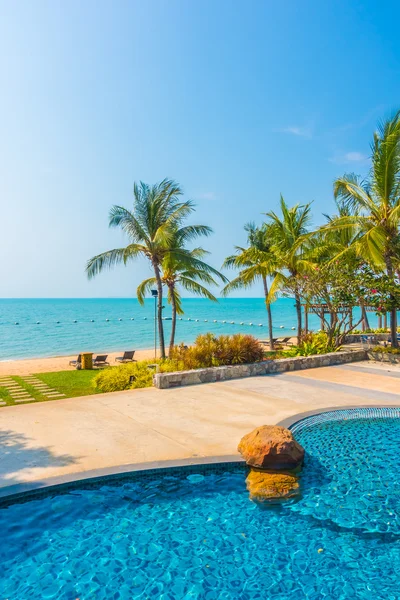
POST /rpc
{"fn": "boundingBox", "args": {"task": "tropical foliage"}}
[264,197,313,344]
[222,223,276,349]
[137,229,227,356]
[86,179,221,358]
[171,333,265,369]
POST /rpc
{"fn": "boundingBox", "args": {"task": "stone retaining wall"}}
[367,351,400,364]
[153,350,368,389]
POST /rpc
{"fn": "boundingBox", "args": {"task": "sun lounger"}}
[69,354,81,367]
[260,337,293,347]
[93,355,109,367]
[115,351,136,363]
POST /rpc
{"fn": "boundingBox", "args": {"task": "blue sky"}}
[1,0,399,298]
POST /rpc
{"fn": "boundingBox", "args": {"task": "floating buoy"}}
[90,319,94,322]
[73,320,77,323]
[143,317,147,320]
[240,322,244,325]
[56,321,60,324]
[118,318,122,321]
[130,318,134,321]
[258,324,263,326]
[36,322,40,324]
[291,327,295,330]
[179,318,182,320]
[230,321,235,324]
[195,319,199,322]
[213,320,217,323]
[15,322,19,325]
[188,318,191,321]
[204,319,208,322]
[106,318,110,322]
[222,320,226,323]
[249,323,253,326]
[280,325,284,329]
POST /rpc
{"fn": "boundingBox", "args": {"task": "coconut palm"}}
[325,111,400,346]
[222,223,277,350]
[265,196,313,344]
[86,178,206,359]
[137,231,227,355]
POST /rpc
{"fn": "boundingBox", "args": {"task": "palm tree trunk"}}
[294,291,302,345]
[262,275,274,350]
[168,285,177,357]
[153,263,166,359]
[385,256,398,348]
[361,303,370,331]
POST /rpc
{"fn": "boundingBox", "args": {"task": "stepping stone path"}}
[0,377,35,404]
[21,377,66,399]
[0,375,66,406]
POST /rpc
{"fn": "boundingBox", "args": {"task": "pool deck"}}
[1,359,400,496]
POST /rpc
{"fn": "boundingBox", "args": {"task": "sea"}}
[0,298,381,361]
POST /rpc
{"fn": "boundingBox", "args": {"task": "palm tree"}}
[137,231,227,355]
[86,178,202,359]
[222,223,277,350]
[326,111,400,346]
[265,196,313,344]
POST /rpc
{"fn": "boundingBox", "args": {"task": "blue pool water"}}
[1,409,400,599]
[0,297,383,360]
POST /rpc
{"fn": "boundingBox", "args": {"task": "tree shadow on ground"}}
[0,428,80,491]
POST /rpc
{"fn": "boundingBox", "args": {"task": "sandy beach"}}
[0,336,298,376]
[0,349,156,376]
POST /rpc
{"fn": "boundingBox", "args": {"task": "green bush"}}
[93,358,185,392]
[171,333,265,369]
[93,361,154,392]
[280,332,337,357]
[371,345,400,354]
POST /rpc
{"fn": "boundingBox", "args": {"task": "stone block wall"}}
[153,350,368,389]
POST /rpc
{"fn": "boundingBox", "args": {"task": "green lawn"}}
[0,370,100,407]
[35,370,100,398]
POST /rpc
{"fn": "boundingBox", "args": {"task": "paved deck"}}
[1,360,399,495]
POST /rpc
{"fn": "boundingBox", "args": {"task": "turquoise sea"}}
[0,298,381,361]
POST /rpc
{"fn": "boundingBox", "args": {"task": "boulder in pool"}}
[238,425,304,470]
[246,468,300,502]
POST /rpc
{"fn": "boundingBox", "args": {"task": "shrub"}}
[93,361,154,392]
[93,358,186,392]
[281,332,337,357]
[371,345,400,354]
[171,333,265,369]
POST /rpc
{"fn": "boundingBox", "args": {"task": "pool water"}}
[1,409,400,599]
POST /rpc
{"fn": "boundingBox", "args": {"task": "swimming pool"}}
[1,408,400,599]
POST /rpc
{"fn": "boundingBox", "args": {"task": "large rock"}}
[246,468,300,502]
[238,425,304,470]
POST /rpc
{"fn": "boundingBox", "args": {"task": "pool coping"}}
[276,404,400,428]
[0,454,244,501]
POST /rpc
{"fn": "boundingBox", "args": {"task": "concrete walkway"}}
[1,360,399,495]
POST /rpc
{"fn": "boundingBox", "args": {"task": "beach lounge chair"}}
[115,351,136,363]
[69,354,81,367]
[93,355,109,367]
[278,337,293,345]
[259,337,292,347]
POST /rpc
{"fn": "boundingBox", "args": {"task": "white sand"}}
[0,349,156,376]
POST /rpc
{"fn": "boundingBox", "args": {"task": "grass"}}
[35,370,100,398]
[0,370,100,407]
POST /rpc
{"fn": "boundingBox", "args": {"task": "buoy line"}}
[2,317,298,330]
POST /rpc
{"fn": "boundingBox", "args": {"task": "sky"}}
[1,0,400,298]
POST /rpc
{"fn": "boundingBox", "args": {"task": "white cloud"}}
[343,151,368,162]
[282,126,312,138]
[196,192,216,201]
[329,151,369,165]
